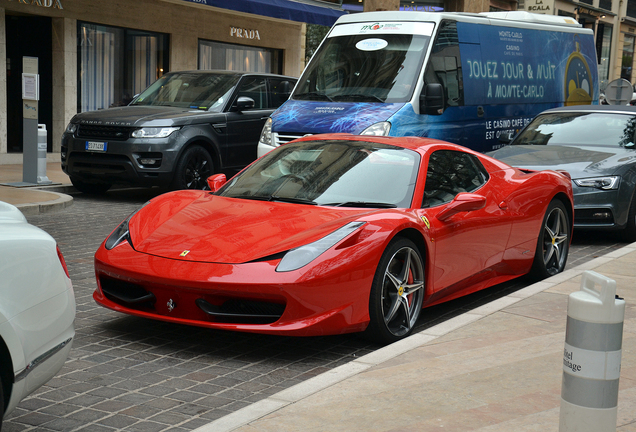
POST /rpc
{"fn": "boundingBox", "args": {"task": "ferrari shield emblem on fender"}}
[180,250,190,257]
[420,216,430,229]
[167,299,175,312]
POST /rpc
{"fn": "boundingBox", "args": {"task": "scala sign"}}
[525,0,553,13]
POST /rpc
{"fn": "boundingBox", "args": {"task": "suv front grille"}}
[77,124,134,141]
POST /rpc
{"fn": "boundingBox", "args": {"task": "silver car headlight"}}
[360,121,391,136]
[259,118,275,147]
[276,221,366,272]
[573,176,620,190]
[131,127,179,138]
[105,202,150,250]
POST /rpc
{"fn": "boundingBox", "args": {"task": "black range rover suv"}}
[61,70,297,193]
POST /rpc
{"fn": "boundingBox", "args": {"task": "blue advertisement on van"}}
[258,12,599,156]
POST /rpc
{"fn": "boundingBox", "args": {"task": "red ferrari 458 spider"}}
[94,134,573,343]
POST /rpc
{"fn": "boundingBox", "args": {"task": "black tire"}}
[530,199,570,279]
[623,193,636,242]
[70,177,111,194]
[171,145,214,190]
[365,237,425,344]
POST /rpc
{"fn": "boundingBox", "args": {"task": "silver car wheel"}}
[381,246,425,337]
[541,205,569,275]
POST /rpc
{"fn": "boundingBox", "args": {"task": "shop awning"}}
[182,0,347,26]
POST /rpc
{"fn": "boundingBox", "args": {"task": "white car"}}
[0,201,75,424]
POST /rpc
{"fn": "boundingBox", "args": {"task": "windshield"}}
[294,29,431,103]
[219,140,420,208]
[513,112,636,148]
[130,72,240,111]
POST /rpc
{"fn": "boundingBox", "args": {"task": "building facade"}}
[0,0,344,159]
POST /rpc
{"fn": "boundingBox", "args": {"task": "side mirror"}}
[233,96,255,112]
[420,83,444,115]
[499,132,514,145]
[436,193,486,222]
[206,173,227,192]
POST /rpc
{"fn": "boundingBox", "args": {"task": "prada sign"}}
[8,0,63,9]
[230,26,261,40]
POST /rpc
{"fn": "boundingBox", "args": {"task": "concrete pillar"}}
[52,17,76,155]
[462,0,490,13]
[364,0,400,12]
[0,8,6,155]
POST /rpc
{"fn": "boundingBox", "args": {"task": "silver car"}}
[489,105,636,240]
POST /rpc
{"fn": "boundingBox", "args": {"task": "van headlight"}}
[360,121,391,136]
[131,127,179,138]
[259,118,275,147]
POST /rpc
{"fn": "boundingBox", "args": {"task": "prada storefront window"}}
[78,22,169,112]
[198,40,281,74]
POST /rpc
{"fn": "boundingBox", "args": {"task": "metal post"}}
[559,270,625,431]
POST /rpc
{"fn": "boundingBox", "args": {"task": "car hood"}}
[128,191,374,264]
[488,144,636,178]
[271,100,405,134]
[72,106,220,127]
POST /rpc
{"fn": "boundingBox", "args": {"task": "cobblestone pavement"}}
[3,189,629,431]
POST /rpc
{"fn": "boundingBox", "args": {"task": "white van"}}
[258,11,599,155]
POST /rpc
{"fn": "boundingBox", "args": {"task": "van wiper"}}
[294,92,334,102]
[326,201,397,208]
[332,94,384,103]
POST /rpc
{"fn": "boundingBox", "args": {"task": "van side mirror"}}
[436,193,486,221]
[233,96,255,112]
[420,83,445,115]
[206,173,227,192]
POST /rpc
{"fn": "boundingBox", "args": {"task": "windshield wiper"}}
[294,92,334,102]
[270,196,317,205]
[326,201,397,208]
[230,195,317,205]
[332,94,384,103]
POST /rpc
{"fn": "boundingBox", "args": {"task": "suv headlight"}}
[360,121,391,136]
[276,222,366,272]
[131,127,180,138]
[573,176,620,190]
[259,118,275,147]
[65,123,77,134]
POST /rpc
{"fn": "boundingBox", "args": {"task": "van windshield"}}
[294,33,431,104]
[130,72,240,111]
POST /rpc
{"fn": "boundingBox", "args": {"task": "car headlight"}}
[573,176,620,190]
[259,118,275,147]
[105,202,150,250]
[131,127,180,138]
[65,123,77,134]
[276,221,366,272]
[360,121,391,136]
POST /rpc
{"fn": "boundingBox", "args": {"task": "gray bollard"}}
[559,270,625,431]
[37,124,52,184]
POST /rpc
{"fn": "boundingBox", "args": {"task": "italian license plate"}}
[86,141,107,152]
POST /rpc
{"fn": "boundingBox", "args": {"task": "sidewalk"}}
[198,251,636,432]
[0,160,74,215]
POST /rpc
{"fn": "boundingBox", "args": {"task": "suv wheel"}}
[171,145,214,190]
